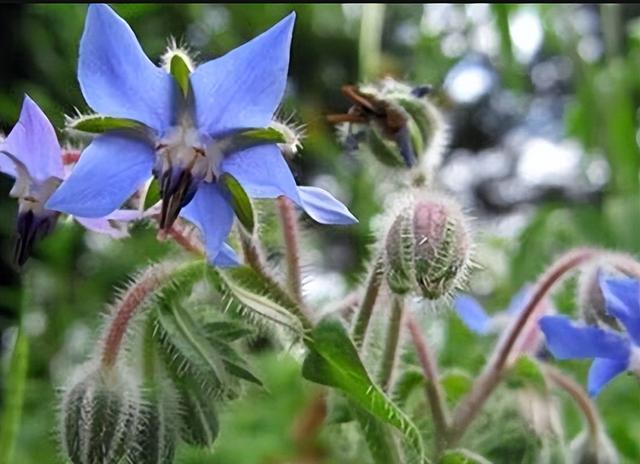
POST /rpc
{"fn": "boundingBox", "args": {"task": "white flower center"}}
[156,118,218,182]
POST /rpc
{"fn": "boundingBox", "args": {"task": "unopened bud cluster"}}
[385,194,471,300]
[61,365,142,464]
[330,77,447,174]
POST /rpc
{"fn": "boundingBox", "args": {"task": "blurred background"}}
[1,4,639,463]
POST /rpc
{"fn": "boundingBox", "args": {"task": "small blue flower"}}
[454,285,537,335]
[454,285,554,355]
[46,4,357,265]
[539,274,640,396]
[0,95,138,265]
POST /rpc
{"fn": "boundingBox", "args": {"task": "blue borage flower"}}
[46,4,357,266]
[454,285,555,355]
[539,274,640,397]
[0,95,138,265]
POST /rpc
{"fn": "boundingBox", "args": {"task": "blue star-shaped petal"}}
[46,4,357,265]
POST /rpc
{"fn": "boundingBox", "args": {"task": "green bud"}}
[127,386,179,464]
[331,78,447,175]
[61,365,141,464]
[569,430,619,464]
[385,194,471,299]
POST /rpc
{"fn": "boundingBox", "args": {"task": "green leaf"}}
[302,318,425,457]
[440,449,493,464]
[505,355,547,393]
[174,378,219,448]
[155,301,230,392]
[352,404,403,464]
[0,327,29,464]
[206,266,306,334]
[203,321,254,342]
[67,114,147,134]
[238,127,286,144]
[220,173,255,233]
[170,54,191,97]
[143,178,161,210]
[441,370,473,405]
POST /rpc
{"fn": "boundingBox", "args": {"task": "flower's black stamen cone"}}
[14,210,58,267]
[158,167,197,230]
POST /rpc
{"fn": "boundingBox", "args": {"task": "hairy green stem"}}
[377,295,405,392]
[0,285,30,464]
[359,4,386,81]
[447,247,598,446]
[544,365,601,437]
[277,196,304,306]
[351,254,385,349]
[405,313,449,451]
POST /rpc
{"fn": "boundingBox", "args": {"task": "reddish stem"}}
[277,196,304,306]
[101,265,171,368]
[447,247,598,445]
[406,313,449,450]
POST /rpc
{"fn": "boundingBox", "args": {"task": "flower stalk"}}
[277,195,304,306]
[406,313,449,451]
[377,295,405,392]
[447,247,599,445]
[351,253,385,349]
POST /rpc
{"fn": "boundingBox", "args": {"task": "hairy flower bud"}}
[569,430,619,464]
[577,264,620,330]
[385,194,471,299]
[127,386,179,464]
[60,365,141,464]
[329,77,447,176]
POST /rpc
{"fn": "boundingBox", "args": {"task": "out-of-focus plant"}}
[2,3,640,464]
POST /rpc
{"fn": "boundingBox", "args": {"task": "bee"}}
[327,84,432,168]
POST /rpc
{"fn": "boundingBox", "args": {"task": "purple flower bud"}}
[385,194,471,299]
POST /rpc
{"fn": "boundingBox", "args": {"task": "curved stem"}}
[351,254,385,349]
[100,260,203,369]
[447,247,599,446]
[0,283,29,464]
[406,313,449,451]
[277,196,304,306]
[543,365,601,436]
[377,295,405,392]
[608,251,640,278]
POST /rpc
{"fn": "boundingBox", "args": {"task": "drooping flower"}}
[454,284,555,355]
[46,4,357,265]
[539,274,640,396]
[0,95,138,265]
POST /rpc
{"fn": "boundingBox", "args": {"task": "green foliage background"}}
[1,4,639,463]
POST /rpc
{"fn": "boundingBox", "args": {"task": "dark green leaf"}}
[220,173,255,233]
[174,378,219,447]
[302,318,424,457]
[203,321,254,342]
[67,114,147,134]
